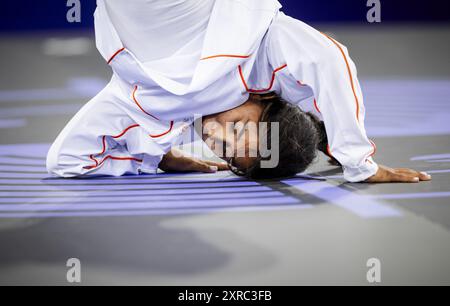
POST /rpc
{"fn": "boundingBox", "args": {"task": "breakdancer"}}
[47,0,431,183]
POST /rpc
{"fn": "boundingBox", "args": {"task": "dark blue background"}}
[0,0,449,32]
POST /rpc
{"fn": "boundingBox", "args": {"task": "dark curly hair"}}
[233,93,327,179]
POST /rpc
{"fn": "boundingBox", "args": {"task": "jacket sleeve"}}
[265,12,378,182]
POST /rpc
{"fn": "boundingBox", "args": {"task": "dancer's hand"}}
[366,165,432,183]
[159,149,229,173]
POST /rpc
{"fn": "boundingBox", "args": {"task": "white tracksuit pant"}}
[47,0,378,182]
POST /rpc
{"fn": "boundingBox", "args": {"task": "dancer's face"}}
[200,95,265,172]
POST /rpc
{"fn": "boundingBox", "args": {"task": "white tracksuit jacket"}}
[46,0,378,182]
